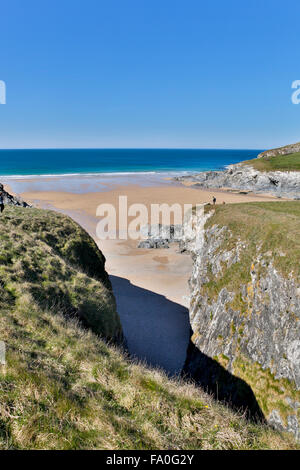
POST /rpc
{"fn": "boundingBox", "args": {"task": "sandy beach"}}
[4,175,279,375]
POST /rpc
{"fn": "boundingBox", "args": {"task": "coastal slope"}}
[0,205,122,340]
[257,142,300,159]
[183,202,300,439]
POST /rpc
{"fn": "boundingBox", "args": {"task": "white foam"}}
[0,171,160,179]
[0,169,204,180]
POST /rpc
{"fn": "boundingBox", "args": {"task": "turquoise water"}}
[0,148,261,176]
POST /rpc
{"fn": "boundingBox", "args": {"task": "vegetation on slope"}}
[0,206,122,341]
[243,152,300,172]
[0,206,298,449]
[2,303,298,450]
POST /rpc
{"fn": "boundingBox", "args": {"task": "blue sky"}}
[0,0,299,149]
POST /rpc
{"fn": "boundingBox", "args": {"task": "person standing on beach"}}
[212,196,216,205]
[0,192,5,213]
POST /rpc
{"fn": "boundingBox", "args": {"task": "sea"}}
[0,148,261,177]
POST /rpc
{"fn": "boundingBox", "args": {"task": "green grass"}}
[0,205,298,449]
[243,152,300,172]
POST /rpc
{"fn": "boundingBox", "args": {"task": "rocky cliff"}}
[182,202,300,440]
[0,183,30,207]
[175,163,300,199]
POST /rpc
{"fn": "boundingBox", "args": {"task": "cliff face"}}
[183,202,300,439]
[0,205,122,342]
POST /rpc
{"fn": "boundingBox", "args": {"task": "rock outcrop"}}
[174,142,300,199]
[137,224,183,249]
[182,202,300,440]
[174,163,300,199]
[0,182,30,207]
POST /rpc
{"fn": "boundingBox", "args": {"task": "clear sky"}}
[0,0,299,149]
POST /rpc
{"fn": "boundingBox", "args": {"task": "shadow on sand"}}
[110,275,190,376]
[110,275,265,422]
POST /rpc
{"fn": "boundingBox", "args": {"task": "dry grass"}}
[0,305,297,450]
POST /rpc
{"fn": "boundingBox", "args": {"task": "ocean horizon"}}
[0,148,262,177]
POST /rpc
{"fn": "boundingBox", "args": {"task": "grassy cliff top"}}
[242,152,300,172]
[205,201,300,289]
[0,206,297,449]
[242,142,300,171]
